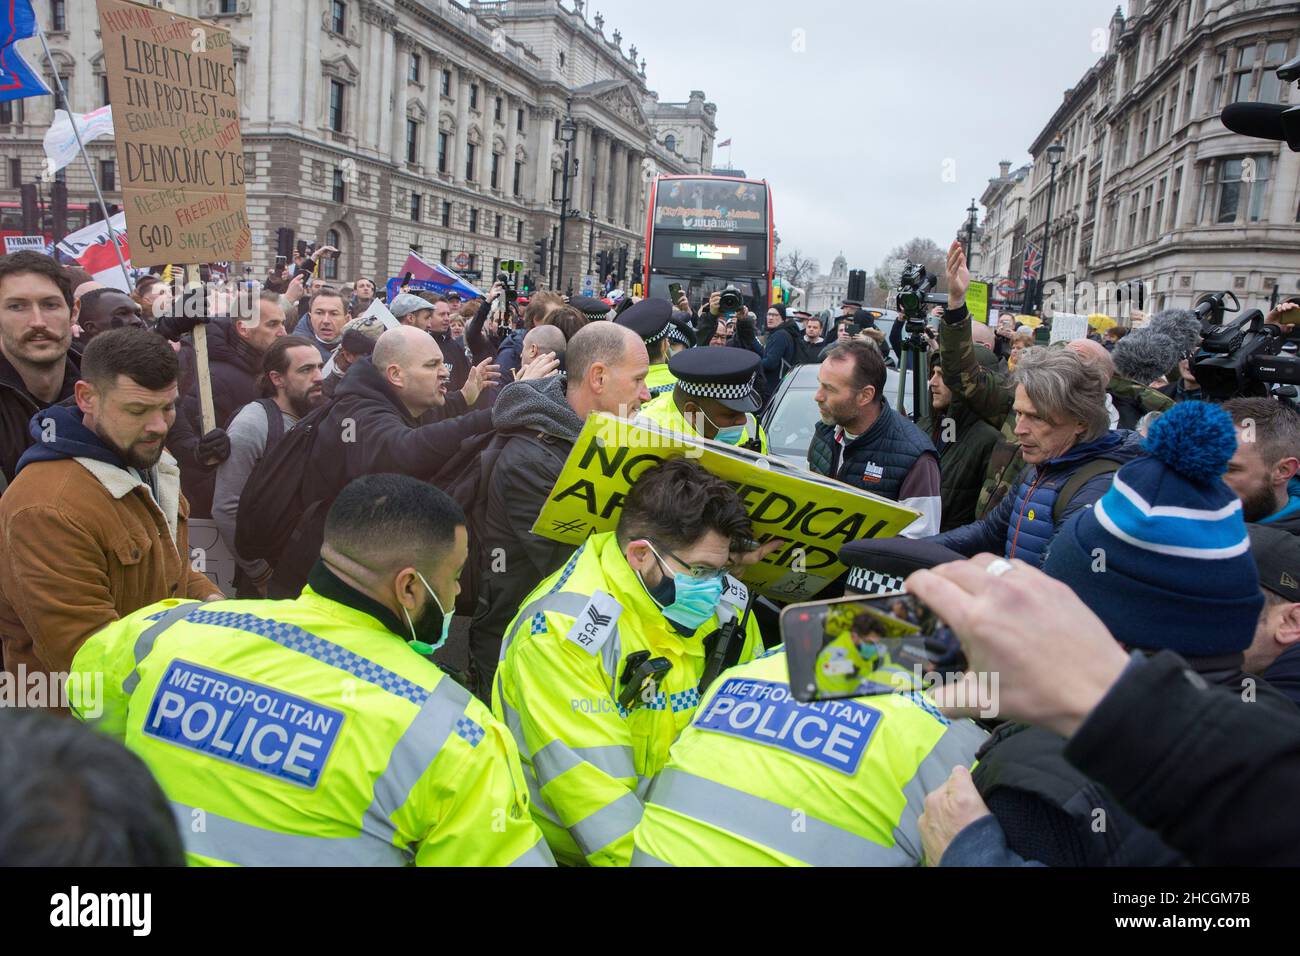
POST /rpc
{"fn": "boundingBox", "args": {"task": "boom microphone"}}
[1220,102,1300,150]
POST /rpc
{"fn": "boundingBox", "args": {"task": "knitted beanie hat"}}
[1043,401,1262,655]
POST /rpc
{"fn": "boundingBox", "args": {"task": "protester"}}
[795,315,828,365]
[543,304,588,342]
[492,457,773,866]
[71,473,552,867]
[350,276,377,315]
[1244,524,1300,706]
[1110,328,1178,427]
[0,708,185,866]
[388,292,434,331]
[0,328,220,680]
[267,326,500,596]
[921,353,1000,531]
[212,336,325,597]
[0,252,80,489]
[1223,397,1300,529]
[321,312,388,397]
[293,288,347,361]
[520,324,566,375]
[417,291,472,392]
[809,339,942,537]
[466,322,649,698]
[760,302,800,400]
[931,346,1143,566]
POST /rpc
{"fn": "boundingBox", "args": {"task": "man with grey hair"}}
[465,322,650,699]
[929,346,1145,568]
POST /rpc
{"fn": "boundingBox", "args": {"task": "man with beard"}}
[73,287,147,343]
[1223,397,1300,532]
[213,336,326,597]
[0,328,220,683]
[0,253,81,489]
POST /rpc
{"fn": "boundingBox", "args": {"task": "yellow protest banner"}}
[532,414,921,601]
[96,0,251,266]
[965,280,990,325]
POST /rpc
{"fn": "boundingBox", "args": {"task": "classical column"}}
[611,141,627,227]
[454,68,470,186]
[534,108,554,203]
[391,35,412,165]
[504,94,519,198]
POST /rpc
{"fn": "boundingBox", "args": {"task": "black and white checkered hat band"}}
[643,326,669,346]
[846,567,905,596]
[667,324,692,345]
[679,375,756,401]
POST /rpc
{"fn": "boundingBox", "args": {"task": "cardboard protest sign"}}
[532,414,921,602]
[1049,311,1091,344]
[96,0,250,267]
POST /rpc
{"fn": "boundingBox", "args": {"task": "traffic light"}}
[616,246,628,283]
[631,257,643,282]
[595,250,609,279]
[533,236,549,275]
[20,184,38,235]
[522,273,533,293]
[51,178,68,245]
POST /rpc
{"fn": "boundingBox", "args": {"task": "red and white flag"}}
[55,212,131,291]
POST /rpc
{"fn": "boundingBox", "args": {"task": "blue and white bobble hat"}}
[1043,401,1262,656]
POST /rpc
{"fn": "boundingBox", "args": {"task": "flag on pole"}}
[1022,241,1042,281]
[0,0,50,104]
[717,138,732,148]
[43,106,115,174]
[56,212,133,292]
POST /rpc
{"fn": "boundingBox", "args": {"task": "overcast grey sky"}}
[607,0,1120,276]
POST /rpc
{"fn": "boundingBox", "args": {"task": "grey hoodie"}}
[491,374,584,439]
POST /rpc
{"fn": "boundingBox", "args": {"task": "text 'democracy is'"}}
[96,0,250,266]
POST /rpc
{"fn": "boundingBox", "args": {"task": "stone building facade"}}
[2,0,717,292]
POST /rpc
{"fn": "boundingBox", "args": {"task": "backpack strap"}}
[1053,457,1123,524]
[259,398,286,453]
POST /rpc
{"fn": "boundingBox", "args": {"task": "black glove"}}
[196,428,231,467]
[154,309,211,342]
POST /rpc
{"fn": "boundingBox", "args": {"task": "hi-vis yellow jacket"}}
[631,649,987,866]
[492,531,764,866]
[636,390,770,454]
[71,590,554,867]
[645,363,678,397]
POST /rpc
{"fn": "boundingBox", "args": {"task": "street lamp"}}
[964,198,979,271]
[587,209,598,276]
[1036,138,1066,312]
[556,107,577,292]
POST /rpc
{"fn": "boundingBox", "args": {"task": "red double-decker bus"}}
[643,175,775,315]
[0,201,92,248]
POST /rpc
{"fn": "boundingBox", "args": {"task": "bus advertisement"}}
[643,175,774,316]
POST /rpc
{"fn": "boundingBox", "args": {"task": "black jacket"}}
[464,298,503,365]
[167,318,262,518]
[271,357,493,594]
[0,350,79,489]
[1065,651,1300,866]
[432,328,471,392]
[920,401,1001,531]
[467,376,583,696]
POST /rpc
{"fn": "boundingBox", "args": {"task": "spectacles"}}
[646,541,732,582]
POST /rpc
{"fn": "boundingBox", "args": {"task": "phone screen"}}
[779,593,950,702]
[668,282,683,304]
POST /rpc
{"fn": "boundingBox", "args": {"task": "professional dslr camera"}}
[895,262,947,333]
[717,286,744,316]
[1192,291,1300,401]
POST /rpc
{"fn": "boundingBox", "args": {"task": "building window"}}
[1140,184,1153,241]
[322,229,341,279]
[469,84,478,110]
[329,80,346,132]
[551,167,560,201]
[1214,156,1270,223]
[558,52,566,70]
[332,167,346,203]
[494,97,503,122]
[1166,86,1179,135]
[1260,41,1290,103]
[1152,98,1164,144]
[1169,166,1183,229]
[490,152,501,189]
[1234,45,1258,102]
[406,119,419,164]
[1210,52,1228,111]
[517,108,525,133]
[516,220,523,242]
[52,0,66,32]
[440,70,451,97]
[8,158,20,188]
[664,134,676,152]
[408,53,422,84]
[1137,109,1150,156]
[513,160,523,196]
[553,118,560,141]
[1155,176,1167,235]
[437,131,448,173]
[440,249,450,266]
[219,0,237,13]
[99,159,115,191]
[101,73,110,106]
[1127,191,1139,246]
[1111,122,1128,168]
[466,143,477,181]
[494,214,502,238]
[331,0,347,35]
[469,208,478,233]
[468,254,477,272]
[1184,66,1197,119]
[441,201,451,227]
[411,193,422,222]
[0,101,13,126]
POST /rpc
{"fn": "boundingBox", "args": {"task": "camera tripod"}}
[893,318,932,423]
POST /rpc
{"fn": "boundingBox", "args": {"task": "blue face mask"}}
[699,408,751,447]
[642,545,726,631]
[403,571,452,655]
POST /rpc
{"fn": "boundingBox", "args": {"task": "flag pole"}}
[34,21,131,290]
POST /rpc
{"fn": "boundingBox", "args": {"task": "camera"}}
[894,261,946,333]
[1191,290,1300,400]
[717,287,743,315]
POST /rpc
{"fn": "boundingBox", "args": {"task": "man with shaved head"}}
[466,321,651,698]
[267,324,503,597]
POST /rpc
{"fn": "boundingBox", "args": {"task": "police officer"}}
[71,474,553,867]
[617,298,676,396]
[631,644,987,866]
[492,458,776,866]
[667,314,695,357]
[572,295,613,321]
[637,346,771,453]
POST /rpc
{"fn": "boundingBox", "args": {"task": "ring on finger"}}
[985,558,1014,578]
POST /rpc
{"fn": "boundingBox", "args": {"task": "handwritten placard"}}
[96,0,250,266]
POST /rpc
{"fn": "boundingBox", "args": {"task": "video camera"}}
[1221,51,1300,151]
[894,262,947,333]
[1191,290,1300,401]
[717,286,744,316]
[497,259,525,304]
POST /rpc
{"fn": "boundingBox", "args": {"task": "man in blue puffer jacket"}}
[930,345,1145,567]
